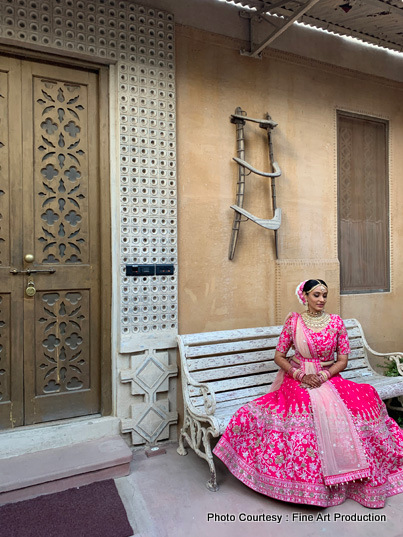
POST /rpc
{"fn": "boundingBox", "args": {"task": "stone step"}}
[0,435,133,505]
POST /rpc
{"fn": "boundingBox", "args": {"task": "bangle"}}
[294,369,305,382]
[287,367,298,378]
[319,370,331,383]
[288,367,305,382]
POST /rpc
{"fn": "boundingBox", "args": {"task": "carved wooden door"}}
[0,56,102,428]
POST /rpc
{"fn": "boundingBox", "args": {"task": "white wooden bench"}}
[177,318,403,491]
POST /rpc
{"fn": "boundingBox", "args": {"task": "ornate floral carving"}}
[339,123,352,221]
[38,291,88,394]
[36,79,87,264]
[363,125,377,222]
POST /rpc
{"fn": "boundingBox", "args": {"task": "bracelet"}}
[293,369,305,382]
[287,367,305,382]
[319,370,331,383]
[287,367,298,378]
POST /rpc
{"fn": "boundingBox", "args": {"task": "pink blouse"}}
[276,313,350,361]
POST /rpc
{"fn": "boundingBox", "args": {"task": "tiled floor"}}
[115,443,403,537]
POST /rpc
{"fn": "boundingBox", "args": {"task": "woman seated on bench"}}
[213,279,403,508]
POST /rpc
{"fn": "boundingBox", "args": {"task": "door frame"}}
[0,45,112,421]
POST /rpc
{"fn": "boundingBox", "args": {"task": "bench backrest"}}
[341,319,376,380]
[179,326,283,411]
[178,319,375,412]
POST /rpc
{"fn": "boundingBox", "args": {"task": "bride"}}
[213,279,403,508]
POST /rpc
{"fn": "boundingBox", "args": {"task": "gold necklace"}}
[301,311,330,331]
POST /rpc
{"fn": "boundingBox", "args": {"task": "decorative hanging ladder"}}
[228,107,282,260]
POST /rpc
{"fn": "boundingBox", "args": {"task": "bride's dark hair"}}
[303,279,328,293]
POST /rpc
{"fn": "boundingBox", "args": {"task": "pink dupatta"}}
[295,315,370,485]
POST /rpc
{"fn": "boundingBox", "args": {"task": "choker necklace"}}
[301,311,330,331]
[306,310,323,317]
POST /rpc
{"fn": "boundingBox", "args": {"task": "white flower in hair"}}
[295,280,307,306]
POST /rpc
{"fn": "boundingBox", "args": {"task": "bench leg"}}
[177,409,189,456]
[206,462,219,492]
[203,430,219,492]
[176,412,220,490]
[177,426,188,456]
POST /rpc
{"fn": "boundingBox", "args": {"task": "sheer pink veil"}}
[269,369,285,393]
[295,316,370,485]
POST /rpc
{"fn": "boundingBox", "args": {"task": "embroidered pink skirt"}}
[213,374,403,508]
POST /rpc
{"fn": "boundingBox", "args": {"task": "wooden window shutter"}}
[337,112,389,293]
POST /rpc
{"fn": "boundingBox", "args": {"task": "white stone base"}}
[0,416,121,459]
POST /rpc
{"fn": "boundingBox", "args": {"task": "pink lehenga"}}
[213,313,403,508]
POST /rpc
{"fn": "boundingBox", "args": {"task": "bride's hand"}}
[302,374,321,388]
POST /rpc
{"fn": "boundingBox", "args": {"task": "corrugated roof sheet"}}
[225,0,403,52]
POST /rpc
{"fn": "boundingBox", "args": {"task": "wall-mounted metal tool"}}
[228,107,282,260]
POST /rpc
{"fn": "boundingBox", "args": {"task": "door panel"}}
[0,57,24,428]
[0,57,102,428]
[22,61,100,425]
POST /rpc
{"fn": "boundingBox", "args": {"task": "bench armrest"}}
[364,346,403,377]
[388,354,403,377]
[351,320,403,377]
[186,376,217,416]
[177,336,217,416]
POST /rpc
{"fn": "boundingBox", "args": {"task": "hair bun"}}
[295,280,307,306]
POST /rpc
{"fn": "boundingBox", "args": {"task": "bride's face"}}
[306,286,327,313]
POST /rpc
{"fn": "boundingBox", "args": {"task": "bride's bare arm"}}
[274,350,293,374]
[327,354,348,378]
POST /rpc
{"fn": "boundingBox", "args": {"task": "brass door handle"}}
[24,254,34,263]
[26,280,36,297]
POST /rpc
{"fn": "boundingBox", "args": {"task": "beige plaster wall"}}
[176,25,403,361]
